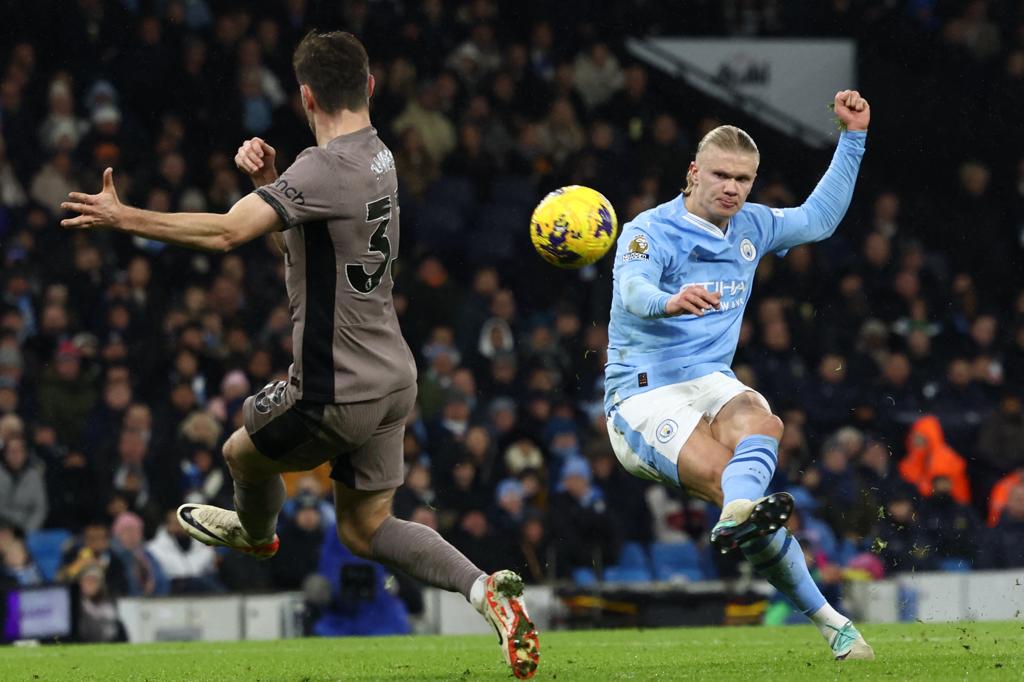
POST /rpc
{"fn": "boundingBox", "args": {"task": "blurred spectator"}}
[875,492,936,574]
[270,493,325,591]
[920,476,980,562]
[589,442,652,544]
[974,393,1024,500]
[146,509,221,594]
[978,485,1024,568]
[986,469,1024,528]
[392,82,456,163]
[0,435,47,532]
[75,564,126,643]
[548,456,621,575]
[59,522,130,596]
[2,537,44,586]
[899,415,971,505]
[572,43,624,110]
[506,513,550,584]
[110,511,168,597]
[37,340,98,447]
[447,509,505,575]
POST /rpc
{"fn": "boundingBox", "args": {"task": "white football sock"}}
[810,603,851,642]
[469,574,488,613]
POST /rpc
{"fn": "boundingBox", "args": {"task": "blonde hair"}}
[682,125,759,196]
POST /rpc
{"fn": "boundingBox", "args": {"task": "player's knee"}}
[758,414,785,441]
[222,439,240,473]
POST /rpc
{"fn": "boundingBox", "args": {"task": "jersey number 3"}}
[346,195,393,294]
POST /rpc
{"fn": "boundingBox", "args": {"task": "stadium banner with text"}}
[627,38,856,148]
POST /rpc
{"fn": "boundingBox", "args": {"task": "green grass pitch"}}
[2,622,1023,680]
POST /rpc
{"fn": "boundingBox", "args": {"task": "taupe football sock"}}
[370,516,485,599]
[233,475,286,543]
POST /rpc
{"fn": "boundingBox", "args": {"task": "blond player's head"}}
[683,125,759,224]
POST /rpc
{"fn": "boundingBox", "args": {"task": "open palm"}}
[60,167,124,230]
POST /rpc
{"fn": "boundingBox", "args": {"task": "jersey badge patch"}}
[740,238,757,261]
[623,234,650,262]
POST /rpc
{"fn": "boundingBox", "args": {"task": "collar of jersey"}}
[680,210,728,240]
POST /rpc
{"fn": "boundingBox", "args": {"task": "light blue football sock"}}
[721,435,778,506]
[741,528,827,616]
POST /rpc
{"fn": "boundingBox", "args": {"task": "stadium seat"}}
[603,566,653,583]
[616,542,648,570]
[650,541,705,582]
[27,528,72,582]
[571,567,598,587]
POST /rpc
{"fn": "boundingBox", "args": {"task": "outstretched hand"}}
[833,89,870,131]
[60,168,124,230]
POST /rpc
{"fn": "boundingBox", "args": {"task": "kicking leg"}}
[177,426,290,557]
[710,393,873,660]
[335,482,540,679]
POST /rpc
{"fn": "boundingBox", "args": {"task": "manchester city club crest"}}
[740,238,757,262]
[656,418,678,443]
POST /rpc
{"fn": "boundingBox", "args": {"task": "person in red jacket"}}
[899,415,971,504]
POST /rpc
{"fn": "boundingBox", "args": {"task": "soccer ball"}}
[529,185,618,269]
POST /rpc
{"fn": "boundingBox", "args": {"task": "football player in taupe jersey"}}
[61,30,539,679]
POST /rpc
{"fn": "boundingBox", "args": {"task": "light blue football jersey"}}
[604,131,866,413]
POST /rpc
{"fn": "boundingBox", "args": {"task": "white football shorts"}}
[605,372,770,486]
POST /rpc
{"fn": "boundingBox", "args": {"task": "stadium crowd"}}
[2,0,1024,634]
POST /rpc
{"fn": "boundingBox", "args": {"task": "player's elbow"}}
[216,226,248,253]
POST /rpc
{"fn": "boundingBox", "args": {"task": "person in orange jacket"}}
[899,415,971,504]
[987,470,1023,527]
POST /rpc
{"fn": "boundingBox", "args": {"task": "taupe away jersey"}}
[255,126,416,403]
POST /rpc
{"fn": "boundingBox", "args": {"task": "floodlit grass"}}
[2,621,1023,680]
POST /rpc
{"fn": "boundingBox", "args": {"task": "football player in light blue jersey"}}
[605,90,874,660]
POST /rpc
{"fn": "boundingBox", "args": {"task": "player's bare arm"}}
[60,167,282,252]
[234,137,286,254]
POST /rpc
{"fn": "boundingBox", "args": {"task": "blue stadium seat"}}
[939,558,972,573]
[650,541,705,582]
[617,542,648,570]
[603,566,653,583]
[572,567,598,587]
[27,528,72,582]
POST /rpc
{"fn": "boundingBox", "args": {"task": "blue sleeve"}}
[615,224,672,319]
[762,131,866,253]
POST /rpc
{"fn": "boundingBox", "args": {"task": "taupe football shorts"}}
[242,379,416,491]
